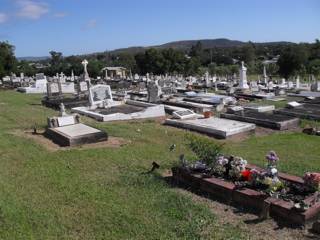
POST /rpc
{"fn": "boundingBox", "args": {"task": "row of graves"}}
[162,62,301,138]
[38,59,320,141]
[1,73,33,89]
[42,77,89,109]
[35,59,320,230]
[16,73,75,94]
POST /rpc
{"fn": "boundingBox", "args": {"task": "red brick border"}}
[172,167,320,225]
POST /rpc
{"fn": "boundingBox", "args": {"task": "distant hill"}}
[18,56,49,61]
[17,38,295,60]
[108,38,293,55]
[156,38,246,49]
[110,38,247,54]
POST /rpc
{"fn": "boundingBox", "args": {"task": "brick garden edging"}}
[172,166,320,226]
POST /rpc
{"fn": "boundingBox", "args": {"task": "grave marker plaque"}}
[89,84,113,106]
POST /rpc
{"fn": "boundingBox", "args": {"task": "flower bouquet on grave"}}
[265,150,279,167]
[229,156,247,180]
[303,172,320,192]
[211,155,229,176]
[262,166,285,196]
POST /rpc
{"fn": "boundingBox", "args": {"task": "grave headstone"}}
[238,61,249,89]
[82,59,90,83]
[311,82,320,92]
[147,81,161,103]
[89,84,113,107]
[47,81,62,99]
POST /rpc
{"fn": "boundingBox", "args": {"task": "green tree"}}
[0,41,17,78]
[241,42,256,64]
[17,61,37,76]
[87,59,104,78]
[190,41,203,57]
[185,57,201,75]
[308,59,320,77]
[277,45,308,79]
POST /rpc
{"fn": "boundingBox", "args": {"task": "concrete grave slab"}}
[72,100,165,122]
[221,111,299,130]
[165,117,255,139]
[45,123,108,146]
[244,105,275,113]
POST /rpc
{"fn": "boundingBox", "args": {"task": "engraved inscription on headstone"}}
[89,84,113,106]
[79,81,88,92]
[50,82,60,93]
[93,88,111,101]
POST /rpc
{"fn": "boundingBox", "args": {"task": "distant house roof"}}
[101,67,127,71]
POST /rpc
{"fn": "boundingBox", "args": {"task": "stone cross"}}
[82,59,90,83]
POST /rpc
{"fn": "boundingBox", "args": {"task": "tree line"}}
[1,39,320,80]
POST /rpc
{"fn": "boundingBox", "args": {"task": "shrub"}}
[185,134,224,166]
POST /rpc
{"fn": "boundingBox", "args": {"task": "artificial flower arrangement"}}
[303,172,320,192]
[211,155,229,175]
[229,156,248,180]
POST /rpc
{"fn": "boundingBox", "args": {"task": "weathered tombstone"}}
[311,81,320,92]
[250,81,259,92]
[295,76,300,89]
[287,81,294,89]
[147,81,162,103]
[88,84,113,107]
[47,80,62,99]
[238,61,249,89]
[262,65,268,85]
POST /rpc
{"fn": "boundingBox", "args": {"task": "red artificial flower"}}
[241,170,251,181]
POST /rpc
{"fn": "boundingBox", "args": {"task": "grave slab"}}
[275,104,320,120]
[244,105,275,113]
[45,123,108,146]
[165,117,255,139]
[221,111,299,130]
[72,100,165,122]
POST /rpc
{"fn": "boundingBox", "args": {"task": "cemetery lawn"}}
[0,91,320,239]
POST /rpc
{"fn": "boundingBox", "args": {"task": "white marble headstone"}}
[57,116,76,127]
[79,81,88,92]
[50,82,60,93]
[89,84,113,106]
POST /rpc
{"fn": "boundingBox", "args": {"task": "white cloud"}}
[0,13,8,23]
[53,12,67,18]
[85,19,97,29]
[16,0,49,20]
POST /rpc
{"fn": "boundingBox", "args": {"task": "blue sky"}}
[0,0,319,57]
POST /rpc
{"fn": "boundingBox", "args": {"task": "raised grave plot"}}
[275,104,320,120]
[165,117,255,139]
[244,105,275,113]
[45,123,108,147]
[98,105,145,115]
[300,97,320,105]
[72,100,166,122]
[42,97,89,109]
[172,167,320,226]
[221,111,299,130]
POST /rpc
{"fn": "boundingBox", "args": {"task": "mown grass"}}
[0,90,320,239]
[0,91,247,239]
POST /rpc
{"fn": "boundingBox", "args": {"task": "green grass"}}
[0,90,320,239]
